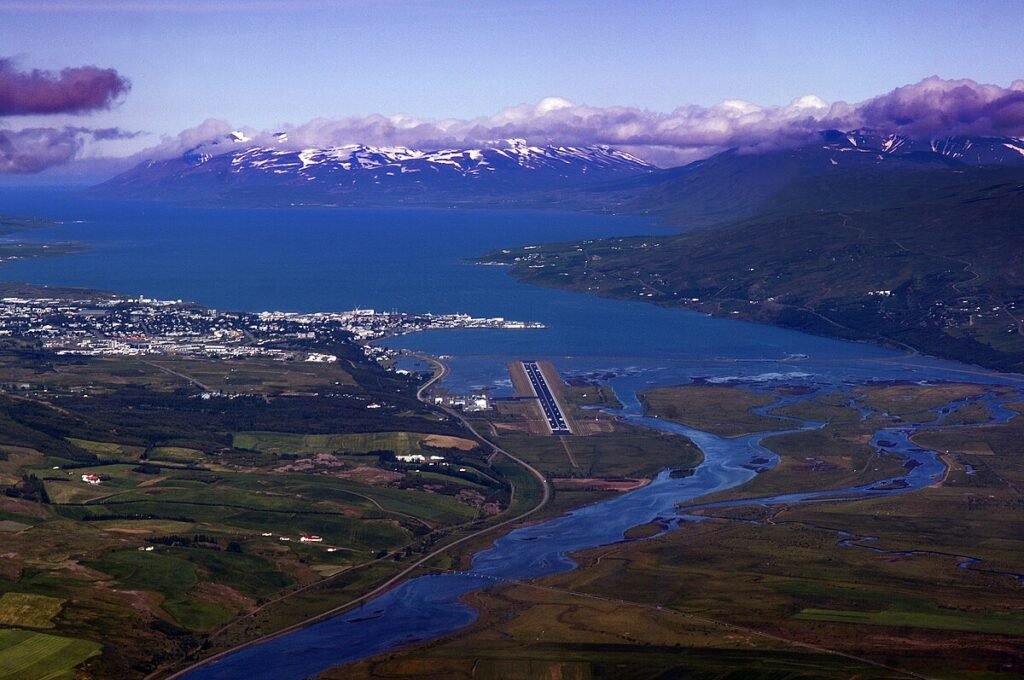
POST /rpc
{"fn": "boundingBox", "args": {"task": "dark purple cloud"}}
[0,58,130,116]
[0,58,133,173]
[842,77,1024,137]
[0,126,136,173]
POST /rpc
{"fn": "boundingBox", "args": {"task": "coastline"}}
[486,251,1024,376]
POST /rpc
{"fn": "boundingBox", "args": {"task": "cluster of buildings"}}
[433,393,491,411]
[0,295,543,364]
[391,453,470,474]
[927,296,1021,334]
[260,530,333,549]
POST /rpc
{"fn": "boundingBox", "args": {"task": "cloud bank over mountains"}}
[152,77,1024,168]
[0,126,136,173]
[0,58,132,173]
[4,66,1024,175]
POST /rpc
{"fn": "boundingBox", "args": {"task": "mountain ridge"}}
[90,130,1024,219]
[92,138,655,205]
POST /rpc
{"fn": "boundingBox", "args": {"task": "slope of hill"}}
[483,149,1024,371]
[545,131,1024,230]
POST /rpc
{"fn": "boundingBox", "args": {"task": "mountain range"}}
[93,138,655,205]
[92,130,1024,211]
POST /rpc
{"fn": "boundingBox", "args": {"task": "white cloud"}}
[122,77,1024,168]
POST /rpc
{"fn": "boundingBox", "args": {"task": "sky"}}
[1,0,1023,180]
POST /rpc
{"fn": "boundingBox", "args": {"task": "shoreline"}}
[492,262,1024,377]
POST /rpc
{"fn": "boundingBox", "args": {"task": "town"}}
[0,294,544,365]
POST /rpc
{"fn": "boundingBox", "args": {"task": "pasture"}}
[0,630,101,680]
[0,593,64,628]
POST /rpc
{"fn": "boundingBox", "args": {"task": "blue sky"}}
[3,0,1022,129]
[1,0,1023,177]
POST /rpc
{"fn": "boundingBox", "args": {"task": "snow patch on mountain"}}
[821,129,1024,166]
[187,138,653,180]
[95,137,656,204]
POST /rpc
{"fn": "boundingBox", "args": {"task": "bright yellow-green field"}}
[65,438,143,462]
[0,630,101,680]
[232,430,478,456]
[0,593,64,629]
[148,446,205,462]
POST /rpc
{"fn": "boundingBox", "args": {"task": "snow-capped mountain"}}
[95,138,655,205]
[93,129,1024,207]
[820,129,1024,165]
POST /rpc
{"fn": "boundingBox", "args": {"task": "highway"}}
[521,360,573,435]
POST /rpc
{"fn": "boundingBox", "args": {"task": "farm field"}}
[0,593,64,628]
[0,339,520,677]
[232,430,479,457]
[0,630,101,680]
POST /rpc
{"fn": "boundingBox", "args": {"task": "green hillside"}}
[486,157,1024,371]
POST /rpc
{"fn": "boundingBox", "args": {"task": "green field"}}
[642,384,785,437]
[490,455,545,517]
[687,385,950,502]
[855,383,987,423]
[0,630,101,680]
[796,606,1024,635]
[85,549,272,632]
[486,426,700,480]
[177,547,292,598]
[88,550,198,595]
[330,579,900,680]
[162,598,234,633]
[149,446,205,462]
[233,430,478,456]
[65,438,143,462]
[0,593,64,628]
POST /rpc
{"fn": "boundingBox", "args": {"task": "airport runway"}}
[521,361,572,435]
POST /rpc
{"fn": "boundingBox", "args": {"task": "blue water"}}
[1,190,1022,677]
[0,189,662,315]
[2,190,1014,393]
